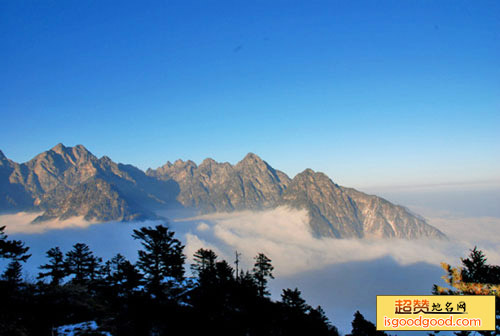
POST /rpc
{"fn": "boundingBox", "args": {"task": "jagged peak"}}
[301,168,316,175]
[0,149,6,161]
[73,144,91,153]
[294,168,334,184]
[173,159,197,168]
[200,157,217,167]
[236,153,269,170]
[99,155,113,163]
[51,143,68,154]
[240,152,264,163]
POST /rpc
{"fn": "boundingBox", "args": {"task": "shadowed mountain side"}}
[1,144,444,239]
[146,153,290,212]
[0,150,34,211]
[32,178,158,222]
[1,144,181,223]
[150,156,444,239]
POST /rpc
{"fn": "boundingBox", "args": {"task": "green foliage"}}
[461,246,500,285]
[433,247,500,336]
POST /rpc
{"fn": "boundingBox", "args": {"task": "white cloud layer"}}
[173,206,500,277]
[2,206,499,334]
[0,212,96,234]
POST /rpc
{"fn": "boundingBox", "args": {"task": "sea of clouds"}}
[1,188,499,334]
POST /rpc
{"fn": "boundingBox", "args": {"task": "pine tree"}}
[2,260,23,284]
[104,253,141,294]
[214,260,234,284]
[281,288,310,313]
[132,224,185,298]
[461,246,491,283]
[65,243,101,284]
[0,226,30,285]
[252,253,274,297]
[351,311,387,336]
[0,225,30,262]
[191,248,217,276]
[38,247,66,285]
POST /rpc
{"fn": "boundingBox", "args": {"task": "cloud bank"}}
[173,206,500,277]
[0,212,96,234]
[2,206,499,334]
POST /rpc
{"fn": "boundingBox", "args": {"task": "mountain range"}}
[0,144,445,239]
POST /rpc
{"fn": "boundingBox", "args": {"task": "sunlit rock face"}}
[1,144,174,222]
[149,154,445,239]
[147,152,290,212]
[1,144,444,239]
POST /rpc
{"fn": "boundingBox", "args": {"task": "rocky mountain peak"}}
[239,152,264,165]
[200,158,217,168]
[0,150,14,169]
[51,143,68,154]
[99,156,113,164]
[173,159,197,168]
[294,169,333,185]
[1,145,446,240]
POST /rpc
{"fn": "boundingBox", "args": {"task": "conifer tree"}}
[65,243,101,284]
[104,253,141,294]
[0,226,30,262]
[2,260,23,284]
[252,253,274,297]
[351,311,387,336]
[133,224,185,298]
[281,288,310,313]
[0,226,30,285]
[191,248,217,276]
[38,247,66,285]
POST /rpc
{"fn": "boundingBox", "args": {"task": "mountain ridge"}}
[0,144,445,239]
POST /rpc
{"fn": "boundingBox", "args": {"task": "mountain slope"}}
[1,144,445,239]
[148,154,444,239]
[280,169,444,239]
[146,153,290,212]
[1,144,174,222]
[0,150,34,211]
[33,178,154,222]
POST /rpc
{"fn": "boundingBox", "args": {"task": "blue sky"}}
[1,0,499,188]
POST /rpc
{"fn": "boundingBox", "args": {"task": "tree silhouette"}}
[351,310,387,336]
[133,224,185,298]
[0,226,30,286]
[252,253,274,297]
[281,288,310,313]
[0,224,342,336]
[433,247,500,335]
[460,246,500,284]
[2,260,23,284]
[191,248,217,277]
[65,243,101,284]
[0,225,30,262]
[38,247,66,285]
[103,253,142,295]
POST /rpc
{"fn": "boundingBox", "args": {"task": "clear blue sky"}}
[1,0,499,188]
